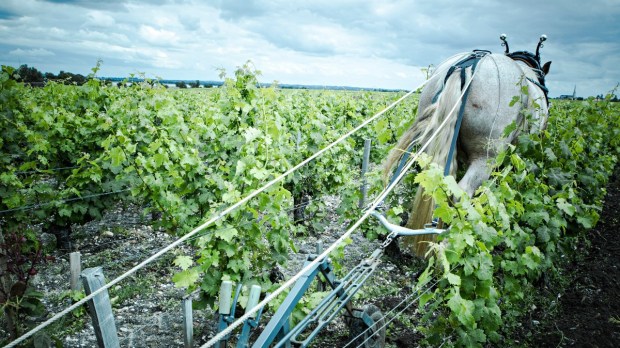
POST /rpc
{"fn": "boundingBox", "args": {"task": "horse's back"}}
[462,54,530,151]
[419,53,543,161]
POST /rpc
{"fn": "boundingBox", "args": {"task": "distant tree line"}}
[596,93,619,102]
[175,80,202,88]
[11,64,87,86]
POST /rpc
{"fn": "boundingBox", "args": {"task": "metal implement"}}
[215,210,447,348]
[217,283,266,348]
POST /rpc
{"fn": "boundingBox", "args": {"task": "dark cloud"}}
[216,0,270,20]
[0,8,17,19]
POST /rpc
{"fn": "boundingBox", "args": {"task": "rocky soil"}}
[6,197,425,347]
[5,166,619,347]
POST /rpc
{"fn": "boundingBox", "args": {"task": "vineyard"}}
[1,62,619,347]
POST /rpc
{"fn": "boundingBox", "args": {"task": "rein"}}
[441,50,489,176]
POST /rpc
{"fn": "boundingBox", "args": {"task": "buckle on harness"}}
[473,49,491,58]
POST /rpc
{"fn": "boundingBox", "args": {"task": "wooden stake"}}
[81,267,120,348]
[359,139,372,208]
[70,252,81,291]
[183,297,193,348]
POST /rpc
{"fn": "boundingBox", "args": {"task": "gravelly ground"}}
[12,167,619,348]
[11,196,425,347]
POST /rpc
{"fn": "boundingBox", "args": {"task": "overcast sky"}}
[1,0,619,97]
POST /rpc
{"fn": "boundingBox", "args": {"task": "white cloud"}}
[9,48,55,57]
[139,25,179,45]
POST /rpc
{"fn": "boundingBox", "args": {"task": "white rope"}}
[201,63,481,348]
[3,80,415,348]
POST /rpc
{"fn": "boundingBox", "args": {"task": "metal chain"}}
[379,230,398,249]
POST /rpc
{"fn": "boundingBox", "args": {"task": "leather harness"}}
[388,47,550,186]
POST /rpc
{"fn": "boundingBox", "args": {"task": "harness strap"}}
[507,51,549,103]
[442,52,487,176]
[443,74,473,176]
[526,77,549,105]
[388,50,488,185]
[432,50,490,103]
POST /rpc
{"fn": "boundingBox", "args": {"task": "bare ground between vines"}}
[2,196,428,347]
[5,165,619,347]
[527,165,620,347]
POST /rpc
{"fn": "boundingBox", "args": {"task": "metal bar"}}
[238,285,262,348]
[251,260,322,348]
[371,211,446,236]
[275,256,381,347]
[301,263,378,346]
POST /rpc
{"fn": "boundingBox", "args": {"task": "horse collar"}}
[500,34,549,104]
[506,51,549,104]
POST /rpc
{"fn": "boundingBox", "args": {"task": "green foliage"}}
[0,62,418,315]
[413,96,619,347]
[0,65,132,249]
[4,59,618,346]
[59,290,86,317]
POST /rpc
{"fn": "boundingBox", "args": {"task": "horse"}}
[385,35,552,257]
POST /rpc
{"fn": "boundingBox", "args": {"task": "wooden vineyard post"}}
[81,267,120,348]
[316,241,325,291]
[70,252,81,291]
[359,139,372,208]
[182,296,193,348]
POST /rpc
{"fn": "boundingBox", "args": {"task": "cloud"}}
[85,10,115,27]
[0,8,17,19]
[9,48,55,57]
[217,0,269,20]
[139,25,179,45]
[40,0,129,12]
[0,0,618,96]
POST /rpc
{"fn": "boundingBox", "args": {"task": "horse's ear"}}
[542,61,552,75]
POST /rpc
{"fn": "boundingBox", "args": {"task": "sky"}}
[1,0,619,97]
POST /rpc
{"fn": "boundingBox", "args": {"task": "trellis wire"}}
[0,188,132,215]
[201,61,480,347]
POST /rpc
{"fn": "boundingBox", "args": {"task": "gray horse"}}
[385,35,551,256]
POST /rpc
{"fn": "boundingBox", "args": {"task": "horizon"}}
[10,62,602,98]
